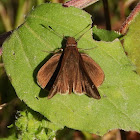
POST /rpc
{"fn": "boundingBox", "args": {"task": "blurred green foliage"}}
[0,0,139,34]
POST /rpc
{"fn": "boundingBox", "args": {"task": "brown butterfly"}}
[37,35,104,99]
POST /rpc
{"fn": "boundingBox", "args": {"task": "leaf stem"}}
[119,1,140,34]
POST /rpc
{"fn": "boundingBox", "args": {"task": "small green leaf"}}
[15,108,62,139]
[2,3,140,135]
[123,13,140,74]
[92,26,122,41]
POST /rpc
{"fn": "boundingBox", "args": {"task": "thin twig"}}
[63,0,99,9]
[119,1,140,34]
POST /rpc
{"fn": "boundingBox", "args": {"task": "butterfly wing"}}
[81,54,104,87]
[46,50,104,99]
[37,53,61,88]
[81,70,101,99]
[73,53,102,99]
[73,62,85,94]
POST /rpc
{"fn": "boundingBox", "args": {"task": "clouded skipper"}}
[37,26,104,99]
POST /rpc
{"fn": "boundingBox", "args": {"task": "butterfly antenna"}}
[40,24,67,40]
[76,23,93,42]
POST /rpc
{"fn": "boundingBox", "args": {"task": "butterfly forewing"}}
[81,54,104,87]
[37,53,61,88]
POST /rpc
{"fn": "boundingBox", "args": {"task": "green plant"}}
[0,0,140,139]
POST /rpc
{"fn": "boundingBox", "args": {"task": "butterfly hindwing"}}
[72,53,101,99]
[47,64,69,99]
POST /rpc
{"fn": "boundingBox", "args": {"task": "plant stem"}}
[102,0,111,30]
[0,2,13,31]
[52,0,65,3]
[119,1,140,34]
[63,0,99,9]
[15,0,32,28]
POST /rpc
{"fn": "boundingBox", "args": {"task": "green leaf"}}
[2,3,140,135]
[123,13,140,74]
[92,26,122,41]
[15,108,62,139]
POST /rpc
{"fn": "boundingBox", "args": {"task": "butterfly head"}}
[66,37,77,47]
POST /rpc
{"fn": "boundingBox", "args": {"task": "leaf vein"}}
[15,32,32,69]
